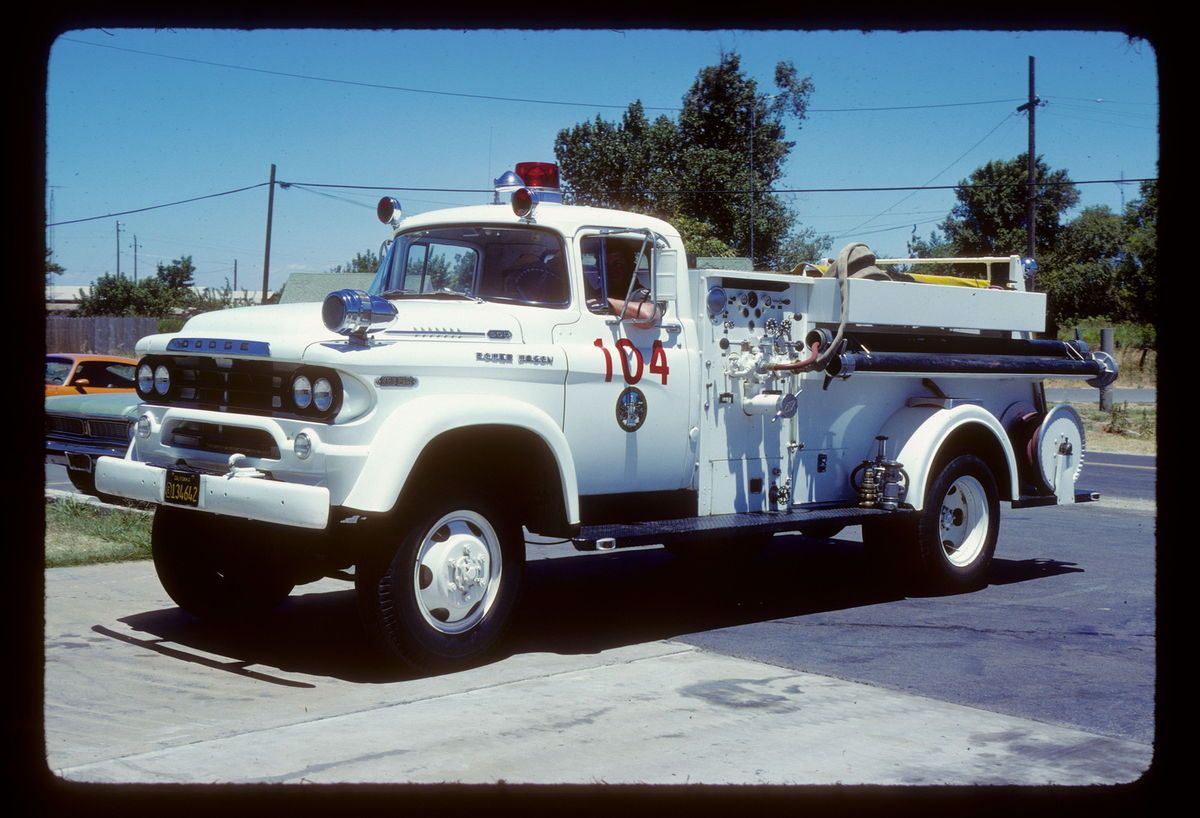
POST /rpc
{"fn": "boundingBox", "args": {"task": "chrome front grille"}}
[46,415,131,441]
[170,357,290,414]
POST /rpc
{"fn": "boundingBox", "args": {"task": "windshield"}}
[370,226,569,307]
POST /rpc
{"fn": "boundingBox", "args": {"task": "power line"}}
[47,175,1156,228]
[60,37,680,113]
[1039,110,1157,131]
[1042,94,1157,106]
[810,99,1023,112]
[62,37,1030,116]
[836,111,1017,240]
[48,182,270,226]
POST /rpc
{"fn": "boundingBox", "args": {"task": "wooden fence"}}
[46,316,160,356]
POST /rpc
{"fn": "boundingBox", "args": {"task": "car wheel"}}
[357,491,524,672]
[864,455,999,593]
[66,469,98,497]
[151,507,296,620]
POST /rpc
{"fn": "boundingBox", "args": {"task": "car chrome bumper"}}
[95,456,331,529]
[46,437,131,468]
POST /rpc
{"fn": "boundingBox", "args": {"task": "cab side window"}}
[580,235,651,315]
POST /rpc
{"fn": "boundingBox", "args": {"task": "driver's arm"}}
[608,290,660,328]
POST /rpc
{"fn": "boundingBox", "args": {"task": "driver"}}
[604,246,660,329]
[503,252,564,302]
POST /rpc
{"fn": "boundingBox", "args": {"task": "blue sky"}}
[45,28,1158,292]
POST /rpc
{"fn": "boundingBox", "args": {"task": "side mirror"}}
[654,249,678,302]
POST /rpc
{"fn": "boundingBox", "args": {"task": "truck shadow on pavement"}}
[114,533,1082,684]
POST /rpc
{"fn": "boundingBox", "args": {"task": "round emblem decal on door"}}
[615,387,647,432]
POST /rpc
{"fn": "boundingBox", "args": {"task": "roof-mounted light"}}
[511,187,537,219]
[514,162,560,191]
[377,196,402,225]
[494,162,563,205]
[323,289,398,342]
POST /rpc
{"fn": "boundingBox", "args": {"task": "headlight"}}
[136,414,152,439]
[292,375,312,410]
[312,378,334,412]
[294,432,312,460]
[153,365,171,395]
[137,364,154,393]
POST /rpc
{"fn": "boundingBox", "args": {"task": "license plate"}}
[163,469,201,507]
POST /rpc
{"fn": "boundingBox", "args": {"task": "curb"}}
[46,489,153,515]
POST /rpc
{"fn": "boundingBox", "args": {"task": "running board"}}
[572,506,916,551]
[1011,488,1100,509]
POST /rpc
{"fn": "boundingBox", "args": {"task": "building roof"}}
[278,273,376,304]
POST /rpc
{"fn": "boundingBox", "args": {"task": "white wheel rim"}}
[938,475,989,567]
[413,510,502,635]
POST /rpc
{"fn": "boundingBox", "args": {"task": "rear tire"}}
[863,454,999,593]
[356,488,524,672]
[152,507,296,620]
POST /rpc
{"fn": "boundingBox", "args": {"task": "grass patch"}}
[1068,401,1156,455]
[44,498,153,568]
[1052,319,1156,389]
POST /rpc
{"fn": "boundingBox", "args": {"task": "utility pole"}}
[234,259,238,291]
[749,104,755,266]
[262,164,276,304]
[132,234,139,282]
[1016,56,1040,262]
[115,220,124,278]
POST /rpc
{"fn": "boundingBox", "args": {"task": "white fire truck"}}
[96,162,1117,671]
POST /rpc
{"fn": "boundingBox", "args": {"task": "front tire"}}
[152,507,296,620]
[864,455,999,593]
[357,491,524,672]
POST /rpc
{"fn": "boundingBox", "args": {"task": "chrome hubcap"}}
[413,510,502,634]
[939,475,988,567]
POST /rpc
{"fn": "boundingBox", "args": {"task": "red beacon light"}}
[495,162,564,217]
[514,162,560,191]
[377,196,402,225]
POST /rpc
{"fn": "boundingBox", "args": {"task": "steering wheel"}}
[50,376,64,385]
[511,265,564,303]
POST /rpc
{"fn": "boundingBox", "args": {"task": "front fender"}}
[877,403,1019,511]
[342,394,580,524]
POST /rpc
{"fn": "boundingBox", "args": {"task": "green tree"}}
[938,154,1080,258]
[329,249,381,274]
[155,255,196,289]
[45,246,65,285]
[671,214,737,259]
[76,274,178,317]
[775,225,834,271]
[1119,179,1156,326]
[188,279,259,315]
[1037,205,1127,327]
[555,51,815,268]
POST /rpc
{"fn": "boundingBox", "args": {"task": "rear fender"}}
[877,403,1019,511]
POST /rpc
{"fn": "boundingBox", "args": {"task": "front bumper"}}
[95,456,331,529]
[46,436,131,471]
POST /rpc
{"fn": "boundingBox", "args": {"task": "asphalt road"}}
[41,452,1156,785]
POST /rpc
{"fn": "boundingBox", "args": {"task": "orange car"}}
[45,353,138,396]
